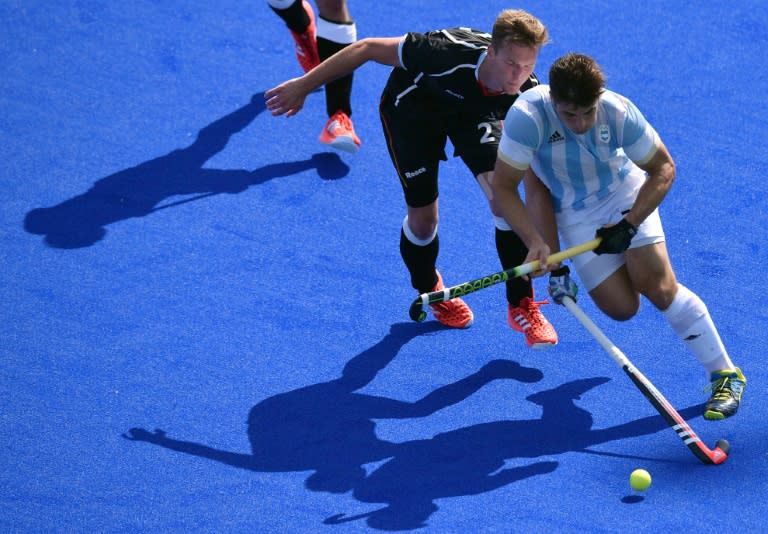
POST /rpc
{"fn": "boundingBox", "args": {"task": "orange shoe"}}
[319,110,361,154]
[290,1,320,73]
[428,271,474,329]
[508,297,557,349]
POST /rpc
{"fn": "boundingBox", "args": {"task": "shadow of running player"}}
[24,92,349,249]
[125,324,705,531]
[124,321,544,496]
[322,377,705,530]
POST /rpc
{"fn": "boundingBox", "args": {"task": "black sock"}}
[495,228,532,305]
[400,229,439,293]
[269,0,309,34]
[317,35,353,116]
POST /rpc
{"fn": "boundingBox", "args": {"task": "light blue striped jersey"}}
[498,85,659,214]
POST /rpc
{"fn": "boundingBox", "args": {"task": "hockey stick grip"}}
[408,238,601,322]
[513,238,602,277]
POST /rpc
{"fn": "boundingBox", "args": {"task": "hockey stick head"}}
[715,438,730,455]
[562,296,732,466]
[707,439,730,464]
[409,298,427,322]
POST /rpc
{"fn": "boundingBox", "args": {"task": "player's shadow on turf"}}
[123,322,545,521]
[324,378,706,530]
[123,327,704,531]
[23,92,349,249]
[320,377,590,528]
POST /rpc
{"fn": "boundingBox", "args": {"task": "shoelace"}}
[431,300,469,319]
[521,298,549,327]
[331,111,352,131]
[704,377,734,401]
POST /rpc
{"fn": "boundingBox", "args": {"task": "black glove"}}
[594,218,637,255]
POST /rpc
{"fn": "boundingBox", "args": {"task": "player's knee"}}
[604,305,639,322]
[403,214,438,244]
[595,296,640,321]
[641,281,678,311]
[410,221,437,241]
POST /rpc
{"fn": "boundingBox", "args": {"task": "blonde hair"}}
[491,9,549,51]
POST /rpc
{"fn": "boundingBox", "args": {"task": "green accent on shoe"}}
[703,367,746,421]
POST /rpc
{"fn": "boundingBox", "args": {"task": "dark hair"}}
[549,53,606,107]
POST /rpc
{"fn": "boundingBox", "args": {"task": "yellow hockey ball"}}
[629,469,652,491]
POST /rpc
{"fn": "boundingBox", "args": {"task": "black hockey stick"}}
[408,238,601,322]
[562,297,729,465]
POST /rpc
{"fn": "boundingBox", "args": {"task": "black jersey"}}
[383,28,539,119]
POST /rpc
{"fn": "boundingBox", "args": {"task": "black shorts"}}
[379,91,502,208]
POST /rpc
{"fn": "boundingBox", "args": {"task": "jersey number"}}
[478,122,495,144]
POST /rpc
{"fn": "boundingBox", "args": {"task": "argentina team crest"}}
[599,124,610,143]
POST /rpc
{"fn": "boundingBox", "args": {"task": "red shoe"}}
[428,271,473,329]
[508,297,557,349]
[319,110,361,154]
[290,1,320,73]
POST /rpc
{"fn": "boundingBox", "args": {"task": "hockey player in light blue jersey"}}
[493,52,745,420]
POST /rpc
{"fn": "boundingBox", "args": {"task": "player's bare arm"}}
[491,158,551,269]
[523,167,560,256]
[266,37,402,117]
[623,141,676,228]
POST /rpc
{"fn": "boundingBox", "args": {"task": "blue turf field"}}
[2,2,767,532]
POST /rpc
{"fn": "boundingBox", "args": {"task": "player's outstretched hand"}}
[122,428,168,443]
[480,359,544,383]
[265,78,308,117]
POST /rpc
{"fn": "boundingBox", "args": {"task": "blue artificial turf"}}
[2,1,767,532]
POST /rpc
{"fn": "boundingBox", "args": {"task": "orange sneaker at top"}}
[508,297,557,349]
[290,1,320,73]
[319,110,361,154]
[428,271,474,329]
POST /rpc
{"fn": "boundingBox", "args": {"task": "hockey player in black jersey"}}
[266,9,558,348]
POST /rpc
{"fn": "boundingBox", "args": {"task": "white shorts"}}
[556,177,665,291]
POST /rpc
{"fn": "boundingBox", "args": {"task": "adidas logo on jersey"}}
[548,130,565,143]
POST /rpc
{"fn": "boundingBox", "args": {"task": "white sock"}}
[662,284,734,376]
[402,216,436,246]
[317,17,357,44]
[494,215,512,231]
